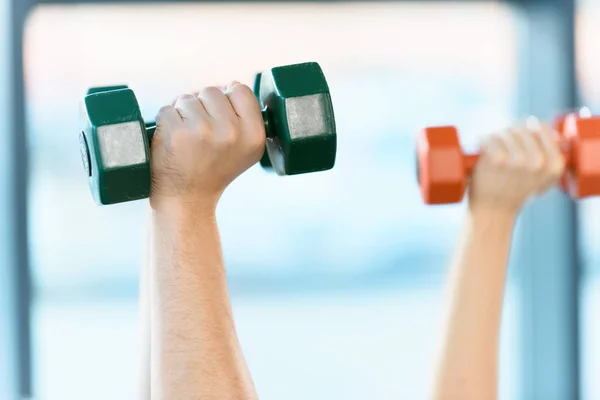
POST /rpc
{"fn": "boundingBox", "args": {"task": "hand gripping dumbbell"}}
[79,62,337,206]
[416,113,600,205]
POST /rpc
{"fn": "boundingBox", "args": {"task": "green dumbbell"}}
[79,61,337,206]
[256,62,336,176]
[79,84,156,205]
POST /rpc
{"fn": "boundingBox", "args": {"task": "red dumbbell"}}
[416,114,600,205]
[554,108,593,192]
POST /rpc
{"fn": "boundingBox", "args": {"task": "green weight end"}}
[258,61,337,175]
[81,88,151,205]
[282,133,336,175]
[270,62,330,98]
[86,85,129,96]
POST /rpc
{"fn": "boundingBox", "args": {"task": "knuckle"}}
[220,129,239,146]
[488,153,506,168]
[506,129,520,139]
[158,105,173,113]
[551,159,566,176]
[223,133,238,146]
[220,117,238,133]
[156,105,173,118]
[230,83,254,97]
[169,128,189,146]
[195,120,213,140]
[217,120,240,145]
[510,154,526,169]
[200,86,222,97]
[541,126,559,138]
[485,134,501,146]
[528,156,545,172]
[178,93,196,101]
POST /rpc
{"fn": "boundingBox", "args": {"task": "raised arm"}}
[148,83,264,400]
[432,123,564,400]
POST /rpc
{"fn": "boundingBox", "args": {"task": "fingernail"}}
[526,115,541,130]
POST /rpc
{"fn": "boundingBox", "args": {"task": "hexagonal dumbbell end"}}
[562,113,600,198]
[80,86,152,205]
[417,126,467,205]
[256,62,337,175]
[87,85,129,96]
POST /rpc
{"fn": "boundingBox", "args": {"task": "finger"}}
[225,83,265,153]
[153,105,183,148]
[224,83,261,119]
[536,125,562,158]
[198,86,236,119]
[171,91,201,106]
[155,105,182,131]
[504,127,528,168]
[173,93,208,122]
[537,125,565,177]
[519,127,545,171]
[480,133,509,167]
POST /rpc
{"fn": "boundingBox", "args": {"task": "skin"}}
[139,81,265,400]
[432,121,565,400]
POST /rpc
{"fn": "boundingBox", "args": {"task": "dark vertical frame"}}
[8,0,34,397]
[512,0,579,399]
[3,1,580,399]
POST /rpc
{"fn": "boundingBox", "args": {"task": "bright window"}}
[24,3,519,399]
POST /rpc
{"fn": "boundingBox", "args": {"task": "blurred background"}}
[0,0,596,399]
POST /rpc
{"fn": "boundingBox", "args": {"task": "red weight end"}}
[563,114,600,198]
[417,126,466,205]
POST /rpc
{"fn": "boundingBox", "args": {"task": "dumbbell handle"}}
[143,108,274,143]
[261,109,275,138]
[253,73,276,139]
[463,154,479,175]
[145,122,157,141]
[462,149,572,175]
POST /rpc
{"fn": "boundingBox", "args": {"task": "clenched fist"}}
[468,119,565,216]
[150,82,266,212]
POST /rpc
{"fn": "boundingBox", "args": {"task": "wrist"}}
[151,196,218,230]
[467,206,517,233]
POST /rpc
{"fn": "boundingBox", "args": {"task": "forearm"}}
[150,205,257,400]
[433,208,516,400]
